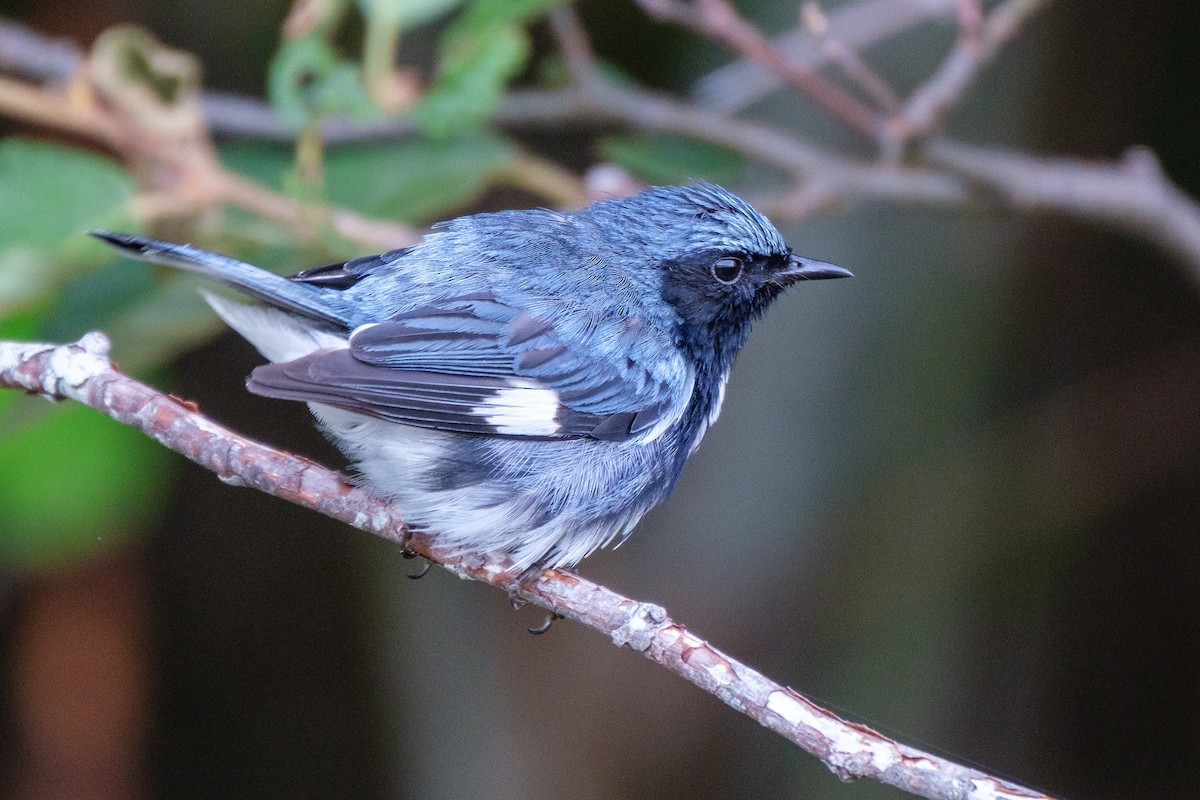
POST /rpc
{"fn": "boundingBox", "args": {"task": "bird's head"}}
[593,183,850,365]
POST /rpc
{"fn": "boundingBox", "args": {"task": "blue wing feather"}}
[249,294,690,441]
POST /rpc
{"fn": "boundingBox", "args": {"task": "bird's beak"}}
[778,254,853,284]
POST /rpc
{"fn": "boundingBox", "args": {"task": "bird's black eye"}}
[711,256,744,284]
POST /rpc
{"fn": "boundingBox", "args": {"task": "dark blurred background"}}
[1,0,1199,798]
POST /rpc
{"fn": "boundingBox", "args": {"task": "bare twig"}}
[548,4,600,84]
[281,0,342,41]
[546,5,969,208]
[800,1,902,112]
[0,73,122,147]
[203,169,419,249]
[543,9,1200,272]
[694,0,959,112]
[570,76,972,204]
[495,151,591,208]
[637,0,883,137]
[5,14,1199,275]
[890,0,1052,142]
[0,23,419,250]
[0,332,1061,800]
[926,139,1200,281]
[0,19,80,82]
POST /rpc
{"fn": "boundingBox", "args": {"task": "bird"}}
[92,182,850,571]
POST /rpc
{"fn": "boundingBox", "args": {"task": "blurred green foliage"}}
[0,138,163,571]
[600,132,747,187]
[219,134,517,223]
[414,0,563,135]
[269,35,379,132]
[0,138,136,316]
[0,402,176,570]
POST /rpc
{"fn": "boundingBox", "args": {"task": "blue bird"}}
[93,183,849,570]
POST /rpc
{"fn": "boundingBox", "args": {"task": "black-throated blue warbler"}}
[93,183,849,569]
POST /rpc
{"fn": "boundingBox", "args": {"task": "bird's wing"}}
[247,295,691,442]
[287,247,413,289]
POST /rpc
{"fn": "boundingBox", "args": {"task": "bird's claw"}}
[401,548,432,579]
[527,613,563,635]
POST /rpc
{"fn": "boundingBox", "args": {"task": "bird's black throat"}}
[658,249,791,475]
[659,250,788,378]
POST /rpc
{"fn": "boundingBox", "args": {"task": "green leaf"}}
[323,135,516,222]
[0,401,176,572]
[459,0,563,29]
[102,277,226,374]
[37,259,158,344]
[0,138,132,249]
[219,135,517,225]
[599,132,748,186]
[216,141,294,191]
[0,247,55,318]
[415,21,529,136]
[0,138,134,314]
[268,37,377,131]
[413,0,564,136]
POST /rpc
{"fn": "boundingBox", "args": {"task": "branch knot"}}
[611,601,669,651]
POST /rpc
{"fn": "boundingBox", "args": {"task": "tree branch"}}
[200,80,1200,281]
[0,23,420,251]
[637,0,883,138]
[799,1,903,114]
[0,18,80,82]
[925,139,1200,282]
[693,0,960,113]
[0,332,1063,800]
[4,13,1200,278]
[890,0,1052,142]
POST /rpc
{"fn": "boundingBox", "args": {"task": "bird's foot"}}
[527,612,563,635]
[401,548,432,579]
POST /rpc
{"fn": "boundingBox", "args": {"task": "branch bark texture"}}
[0,333,1059,800]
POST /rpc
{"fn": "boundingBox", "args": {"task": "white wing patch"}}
[476,380,562,436]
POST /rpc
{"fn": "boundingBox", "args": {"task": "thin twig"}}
[548,4,600,84]
[693,0,959,112]
[543,11,1200,268]
[205,169,420,249]
[800,1,902,112]
[495,151,591,209]
[0,19,81,82]
[637,0,883,137]
[546,6,969,207]
[0,73,122,148]
[890,0,1052,141]
[577,77,971,204]
[0,332,1061,800]
[0,47,420,250]
[4,15,1199,274]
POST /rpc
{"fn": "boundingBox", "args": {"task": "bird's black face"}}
[661,248,792,356]
[660,247,850,368]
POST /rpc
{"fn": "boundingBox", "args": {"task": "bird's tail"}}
[91,231,349,328]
